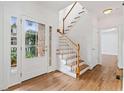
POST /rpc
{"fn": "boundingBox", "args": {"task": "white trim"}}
[118,25,123,69]
[0,3,4,90]
[101,53,118,56]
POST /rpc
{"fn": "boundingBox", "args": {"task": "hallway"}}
[7,55,122,91]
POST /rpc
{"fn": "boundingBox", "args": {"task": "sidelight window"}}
[11,17,17,67]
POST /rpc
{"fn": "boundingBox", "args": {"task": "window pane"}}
[25,46,38,58]
[24,20,45,58]
[11,17,17,68]
[11,17,17,36]
[11,47,17,67]
[11,37,17,45]
[25,20,38,58]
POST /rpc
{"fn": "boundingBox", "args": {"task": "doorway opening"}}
[100,27,118,72]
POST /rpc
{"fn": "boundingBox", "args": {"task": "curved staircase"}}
[57,2,89,79]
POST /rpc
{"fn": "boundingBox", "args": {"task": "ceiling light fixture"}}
[103,9,112,14]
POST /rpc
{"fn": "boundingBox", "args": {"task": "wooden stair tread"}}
[62,52,76,54]
[67,59,84,67]
[71,21,76,24]
[59,44,68,46]
[74,16,80,19]
[79,64,89,71]
[65,29,69,31]
[59,48,73,50]
[78,11,85,14]
[68,25,72,27]
[66,55,77,60]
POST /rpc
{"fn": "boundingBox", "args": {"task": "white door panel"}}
[22,58,45,81]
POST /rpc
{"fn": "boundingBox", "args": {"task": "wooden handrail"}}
[63,2,77,21]
[62,1,77,34]
[76,44,80,79]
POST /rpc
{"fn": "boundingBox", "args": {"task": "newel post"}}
[76,44,80,79]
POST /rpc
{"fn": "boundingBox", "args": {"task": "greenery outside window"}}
[11,16,17,67]
[25,20,45,58]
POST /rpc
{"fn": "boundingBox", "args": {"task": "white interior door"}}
[21,17,47,81]
[91,28,99,67]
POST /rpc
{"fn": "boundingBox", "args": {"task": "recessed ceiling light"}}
[103,9,112,14]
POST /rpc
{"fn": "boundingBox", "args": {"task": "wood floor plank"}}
[7,55,123,91]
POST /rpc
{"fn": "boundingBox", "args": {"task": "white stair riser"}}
[59,52,76,55]
[59,45,69,48]
[59,48,74,51]
[72,62,85,70]
[67,58,77,64]
[60,54,76,59]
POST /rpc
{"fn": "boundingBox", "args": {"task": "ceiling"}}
[79,1,123,19]
[35,1,74,13]
[35,1,123,19]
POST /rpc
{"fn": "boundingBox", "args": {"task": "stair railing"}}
[62,1,77,34]
[57,30,80,79]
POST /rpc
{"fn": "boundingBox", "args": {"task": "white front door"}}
[21,17,47,81]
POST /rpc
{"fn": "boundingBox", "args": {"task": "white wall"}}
[67,12,99,69]
[101,29,118,55]
[0,3,4,90]
[1,2,58,89]
[99,15,123,29]
[123,6,124,68]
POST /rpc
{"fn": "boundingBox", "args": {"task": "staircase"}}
[57,2,89,79]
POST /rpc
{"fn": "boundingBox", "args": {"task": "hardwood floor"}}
[7,55,123,91]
